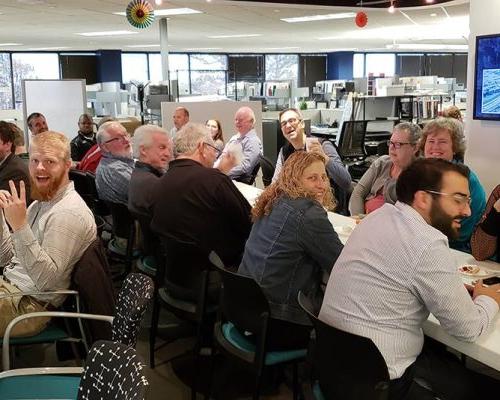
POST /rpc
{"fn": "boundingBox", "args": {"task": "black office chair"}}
[235,161,261,186]
[259,155,275,187]
[337,120,371,180]
[297,292,390,400]
[149,239,217,400]
[208,252,307,400]
[105,201,137,275]
[130,211,159,277]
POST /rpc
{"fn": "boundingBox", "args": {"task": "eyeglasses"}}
[280,117,301,128]
[204,142,221,158]
[104,135,130,145]
[425,190,472,206]
[387,140,414,149]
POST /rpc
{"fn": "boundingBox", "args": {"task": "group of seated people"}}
[0,103,499,399]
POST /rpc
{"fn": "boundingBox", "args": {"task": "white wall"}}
[465,0,500,195]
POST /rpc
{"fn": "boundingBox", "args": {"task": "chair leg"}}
[149,296,161,369]
[293,362,299,400]
[253,369,263,400]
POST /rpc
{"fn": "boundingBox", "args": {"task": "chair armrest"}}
[0,366,83,379]
[2,311,114,371]
[0,289,79,300]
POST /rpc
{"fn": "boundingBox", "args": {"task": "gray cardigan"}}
[349,155,397,215]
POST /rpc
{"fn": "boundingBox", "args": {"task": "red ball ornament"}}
[355,11,368,28]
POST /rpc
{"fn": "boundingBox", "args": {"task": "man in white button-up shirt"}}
[320,158,500,399]
[0,131,96,337]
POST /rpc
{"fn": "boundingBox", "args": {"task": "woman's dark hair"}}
[396,158,469,205]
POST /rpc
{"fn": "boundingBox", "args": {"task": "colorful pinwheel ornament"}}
[126,0,155,29]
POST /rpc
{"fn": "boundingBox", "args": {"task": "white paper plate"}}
[458,265,498,278]
[334,226,353,236]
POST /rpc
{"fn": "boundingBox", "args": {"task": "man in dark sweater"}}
[0,121,31,201]
[150,122,252,270]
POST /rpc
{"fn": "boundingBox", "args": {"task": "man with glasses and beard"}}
[95,121,134,206]
[320,158,500,400]
[0,131,96,337]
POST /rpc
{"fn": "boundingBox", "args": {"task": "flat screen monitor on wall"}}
[473,34,500,120]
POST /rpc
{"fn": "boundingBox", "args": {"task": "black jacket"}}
[0,153,31,202]
[70,132,96,162]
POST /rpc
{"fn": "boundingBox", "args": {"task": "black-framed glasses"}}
[104,134,130,145]
[280,117,302,128]
[425,190,472,206]
[204,142,221,158]
[387,140,414,149]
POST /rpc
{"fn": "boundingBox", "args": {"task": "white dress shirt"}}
[320,202,498,379]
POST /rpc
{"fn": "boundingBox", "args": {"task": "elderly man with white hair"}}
[221,106,262,183]
[95,121,134,206]
[128,124,172,218]
[150,123,252,288]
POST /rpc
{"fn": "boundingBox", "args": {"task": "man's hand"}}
[0,180,28,231]
[472,279,500,306]
[307,140,326,157]
[217,152,237,175]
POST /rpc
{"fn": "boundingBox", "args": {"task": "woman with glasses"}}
[349,122,421,216]
[471,185,500,262]
[420,117,486,251]
[205,119,224,152]
[238,151,343,350]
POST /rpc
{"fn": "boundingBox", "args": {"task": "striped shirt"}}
[319,202,499,379]
[1,182,96,306]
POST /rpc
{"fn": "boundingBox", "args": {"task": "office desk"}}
[233,181,500,371]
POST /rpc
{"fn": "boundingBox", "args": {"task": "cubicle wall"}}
[161,101,262,144]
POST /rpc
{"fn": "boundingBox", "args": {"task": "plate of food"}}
[458,265,497,278]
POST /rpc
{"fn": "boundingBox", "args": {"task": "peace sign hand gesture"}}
[0,180,28,231]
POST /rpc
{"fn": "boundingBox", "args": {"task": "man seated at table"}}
[70,113,96,162]
[128,124,172,218]
[95,121,134,206]
[273,107,351,212]
[0,121,31,200]
[27,112,48,137]
[0,131,96,337]
[150,123,251,300]
[219,106,262,183]
[320,158,500,399]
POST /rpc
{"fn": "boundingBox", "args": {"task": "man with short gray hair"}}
[151,122,252,273]
[128,125,172,218]
[95,121,134,206]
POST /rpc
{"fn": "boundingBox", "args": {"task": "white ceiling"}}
[0,0,470,53]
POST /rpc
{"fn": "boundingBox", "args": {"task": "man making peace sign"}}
[0,131,96,337]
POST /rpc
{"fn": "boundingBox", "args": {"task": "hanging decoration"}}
[355,11,368,28]
[126,0,155,29]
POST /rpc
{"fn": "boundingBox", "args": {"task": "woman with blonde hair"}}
[238,151,343,350]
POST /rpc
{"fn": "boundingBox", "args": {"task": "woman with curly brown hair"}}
[238,151,343,350]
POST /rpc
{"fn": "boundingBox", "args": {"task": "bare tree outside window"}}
[265,54,298,85]
[0,53,13,109]
[189,54,227,96]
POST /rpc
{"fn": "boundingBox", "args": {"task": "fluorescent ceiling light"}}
[113,8,201,17]
[0,43,22,46]
[281,12,355,23]
[386,43,468,50]
[77,30,138,37]
[27,46,70,50]
[262,46,300,50]
[208,34,262,39]
[126,44,161,48]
